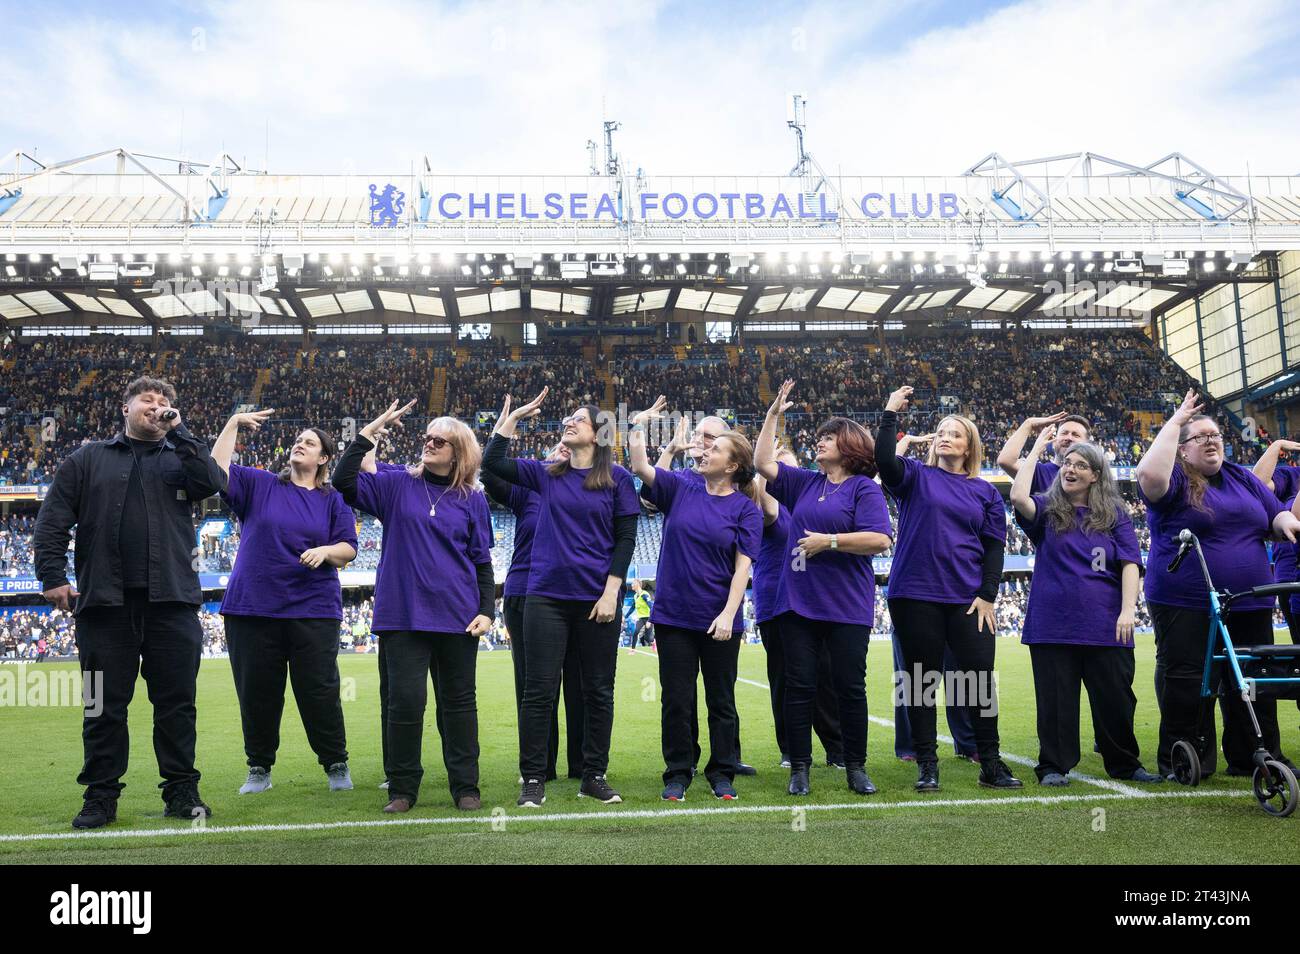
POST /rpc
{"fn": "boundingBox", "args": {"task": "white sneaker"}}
[239,767,272,794]
[326,762,353,791]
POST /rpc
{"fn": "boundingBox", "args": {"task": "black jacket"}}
[33,425,227,614]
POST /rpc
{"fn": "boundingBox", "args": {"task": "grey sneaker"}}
[326,762,353,791]
[1039,772,1070,787]
[239,766,272,794]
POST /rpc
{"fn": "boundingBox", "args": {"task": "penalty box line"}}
[0,788,1254,845]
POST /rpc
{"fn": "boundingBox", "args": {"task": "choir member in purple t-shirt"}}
[1010,428,1161,786]
[481,439,586,782]
[484,389,642,809]
[877,385,1023,793]
[629,397,763,801]
[212,409,358,797]
[1136,390,1300,779]
[755,379,894,798]
[997,411,1093,495]
[334,400,496,814]
[1252,438,1300,642]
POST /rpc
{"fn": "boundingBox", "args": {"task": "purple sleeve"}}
[1272,464,1300,503]
[852,478,894,536]
[613,467,643,517]
[468,491,493,564]
[885,455,921,498]
[350,469,393,519]
[1031,462,1056,495]
[222,464,261,520]
[980,484,1008,544]
[642,468,681,513]
[737,500,763,561]
[769,461,817,507]
[1015,493,1048,545]
[508,485,532,516]
[329,492,358,549]
[1114,512,1142,565]
[513,458,546,493]
[1140,461,1185,511]
[377,461,407,474]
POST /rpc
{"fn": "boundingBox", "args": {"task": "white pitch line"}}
[639,648,1148,797]
[0,788,1255,845]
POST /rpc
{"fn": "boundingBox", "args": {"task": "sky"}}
[1,0,1298,177]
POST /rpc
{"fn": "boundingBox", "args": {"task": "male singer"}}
[34,376,227,829]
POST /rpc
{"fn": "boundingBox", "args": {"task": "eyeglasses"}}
[562,415,588,428]
[425,436,450,450]
[1060,459,1093,473]
[1180,434,1223,447]
[694,432,721,446]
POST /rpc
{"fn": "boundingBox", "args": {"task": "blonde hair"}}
[406,416,481,496]
[926,414,983,479]
[713,432,762,506]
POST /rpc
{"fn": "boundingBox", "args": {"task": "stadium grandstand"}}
[2,146,1300,657]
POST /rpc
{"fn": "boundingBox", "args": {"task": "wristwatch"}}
[830,534,839,550]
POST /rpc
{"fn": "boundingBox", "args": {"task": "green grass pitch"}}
[1,635,1296,864]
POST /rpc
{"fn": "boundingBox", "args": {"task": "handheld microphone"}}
[1166,528,1195,573]
[159,409,179,422]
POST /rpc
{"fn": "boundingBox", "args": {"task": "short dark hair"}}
[1060,414,1091,434]
[816,417,878,478]
[122,376,176,404]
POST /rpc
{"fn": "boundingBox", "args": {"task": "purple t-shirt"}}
[767,462,892,627]
[1271,464,1300,504]
[1032,460,1060,495]
[348,469,493,632]
[642,468,762,632]
[1016,495,1141,646]
[883,456,1007,604]
[219,465,357,620]
[1141,462,1282,612]
[503,484,540,598]
[753,503,793,624]
[514,459,643,601]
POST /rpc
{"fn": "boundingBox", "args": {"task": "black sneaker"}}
[163,784,213,820]
[578,774,622,804]
[72,797,117,830]
[517,778,546,808]
[915,761,940,792]
[846,764,877,795]
[712,779,738,800]
[788,766,810,796]
[735,762,757,777]
[978,759,1024,790]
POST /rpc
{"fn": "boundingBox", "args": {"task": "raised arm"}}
[997,412,1066,478]
[484,391,547,485]
[1135,389,1201,503]
[629,395,668,485]
[755,379,794,480]
[1010,423,1056,521]
[1253,439,1300,492]
[211,409,274,477]
[875,385,913,487]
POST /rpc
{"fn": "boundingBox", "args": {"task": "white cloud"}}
[0,0,1296,175]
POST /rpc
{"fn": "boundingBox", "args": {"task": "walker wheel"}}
[1171,740,1201,787]
[1253,760,1298,818]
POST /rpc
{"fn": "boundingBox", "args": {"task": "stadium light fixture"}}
[50,266,61,277]
[748,263,760,274]
[503,264,514,276]
[1043,262,1055,274]
[191,265,202,277]
[440,251,456,266]
[4,265,15,277]
[1084,262,1095,273]
[707,263,718,275]
[236,250,252,265]
[997,262,1008,274]
[28,252,41,264]
[809,263,820,275]
[1059,250,1073,260]
[240,266,252,277]
[675,263,687,275]
[460,265,472,276]
[1064,262,1075,273]
[3,253,16,262]
[467,253,478,262]
[877,264,888,275]
[479,264,491,275]
[350,266,361,277]
[1204,261,1217,273]
[534,265,545,277]
[323,266,334,277]
[374,266,384,277]
[218,265,230,277]
[419,265,431,277]
[727,264,740,275]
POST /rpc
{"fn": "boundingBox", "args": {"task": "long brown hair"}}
[278,427,336,490]
[1040,442,1123,535]
[1177,414,1219,513]
[547,404,614,490]
[815,417,877,478]
[713,432,761,506]
[406,417,481,496]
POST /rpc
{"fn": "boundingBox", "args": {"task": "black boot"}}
[788,765,810,796]
[978,758,1024,790]
[846,763,877,795]
[915,760,940,792]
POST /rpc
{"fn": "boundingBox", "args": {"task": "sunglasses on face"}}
[425,436,450,450]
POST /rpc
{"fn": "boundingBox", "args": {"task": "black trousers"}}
[1149,603,1284,776]
[73,589,202,801]
[504,595,584,780]
[657,624,742,785]
[1028,643,1142,780]
[889,598,1002,764]
[779,611,871,767]
[760,616,843,761]
[520,596,620,780]
[381,631,480,805]
[633,617,652,646]
[224,615,348,770]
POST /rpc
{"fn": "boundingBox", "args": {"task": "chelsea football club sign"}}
[369,183,406,227]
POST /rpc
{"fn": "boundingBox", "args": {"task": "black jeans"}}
[224,615,348,770]
[504,595,585,780]
[760,616,843,761]
[891,635,977,758]
[381,631,480,805]
[73,589,202,801]
[1149,603,1284,776]
[779,611,871,767]
[1029,643,1142,780]
[657,624,742,786]
[520,596,620,780]
[889,598,1002,764]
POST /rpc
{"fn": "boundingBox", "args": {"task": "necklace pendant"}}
[818,494,826,502]
[428,506,436,517]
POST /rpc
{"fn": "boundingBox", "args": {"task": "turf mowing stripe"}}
[0,787,1255,845]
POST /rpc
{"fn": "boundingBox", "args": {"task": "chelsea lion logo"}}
[369,183,406,228]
